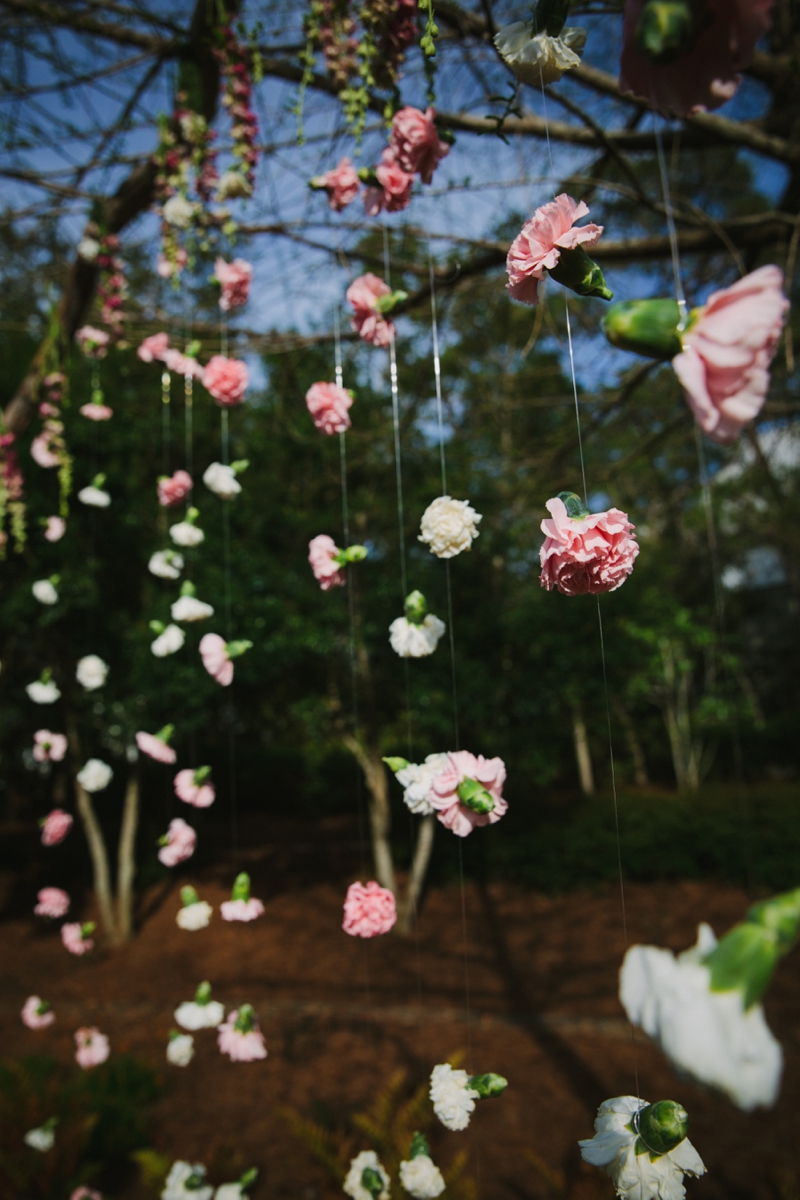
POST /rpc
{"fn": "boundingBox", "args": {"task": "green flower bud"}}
[192,765,211,785]
[185,506,200,524]
[149,620,165,634]
[81,921,95,938]
[232,871,251,902]
[634,0,695,64]
[374,289,408,314]
[195,980,212,1005]
[227,639,253,659]
[239,1168,258,1189]
[180,580,196,597]
[548,247,613,302]
[91,473,106,488]
[184,1170,206,1190]
[180,885,200,907]
[603,299,683,360]
[457,778,496,814]
[404,589,428,624]
[231,459,249,476]
[234,1004,256,1033]
[185,340,201,359]
[383,756,410,773]
[168,1028,183,1042]
[360,1167,385,1198]
[557,491,590,519]
[36,999,51,1016]
[632,1100,688,1159]
[533,0,572,36]
[156,724,175,744]
[409,1131,431,1159]
[467,1072,508,1097]
[357,166,380,187]
[705,888,800,1008]
[335,544,369,565]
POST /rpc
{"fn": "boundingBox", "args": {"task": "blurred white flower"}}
[77,758,113,793]
[77,237,100,262]
[170,521,205,547]
[151,623,185,657]
[394,754,449,816]
[162,195,195,229]
[32,580,58,605]
[162,1161,213,1200]
[399,1155,445,1199]
[203,462,241,499]
[171,595,214,622]
[429,1063,478,1131]
[177,900,213,931]
[389,615,445,658]
[76,655,108,690]
[494,22,586,86]
[343,1150,390,1200]
[166,1033,195,1067]
[418,496,481,559]
[24,1124,55,1152]
[174,999,225,1031]
[217,171,253,201]
[149,550,184,579]
[78,485,110,508]
[27,680,61,704]
[579,1096,706,1200]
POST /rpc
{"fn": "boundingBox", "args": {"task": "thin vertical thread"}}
[161,370,171,476]
[429,246,447,496]
[184,373,193,480]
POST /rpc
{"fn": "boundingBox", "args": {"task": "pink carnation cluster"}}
[62,922,93,956]
[217,1009,267,1061]
[539,497,639,596]
[203,355,249,407]
[314,158,360,212]
[33,729,67,763]
[41,809,73,847]
[135,731,176,764]
[429,751,508,838]
[95,233,126,340]
[507,194,603,306]
[35,887,70,918]
[199,633,233,686]
[346,274,395,347]
[363,148,415,218]
[390,106,450,186]
[45,516,66,542]
[220,897,264,922]
[74,1026,109,1069]
[75,326,110,359]
[137,333,204,379]
[308,535,346,591]
[22,995,54,1030]
[158,470,193,508]
[158,817,197,866]
[342,880,397,937]
[174,768,216,808]
[80,402,113,422]
[305,382,353,436]
[215,257,252,311]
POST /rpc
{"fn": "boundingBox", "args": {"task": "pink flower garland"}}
[135,730,177,764]
[342,881,397,937]
[199,633,233,685]
[62,922,93,956]
[539,496,639,595]
[217,1007,268,1061]
[389,106,450,185]
[312,158,361,211]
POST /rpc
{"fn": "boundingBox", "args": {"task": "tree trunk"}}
[74,782,118,939]
[343,734,397,894]
[612,697,650,787]
[571,706,595,796]
[114,771,139,943]
[395,813,435,935]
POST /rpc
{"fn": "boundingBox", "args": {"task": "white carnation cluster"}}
[166,1033,195,1067]
[399,1155,445,1199]
[151,624,185,657]
[343,1150,390,1200]
[579,1096,706,1200]
[429,1063,478,1131]
[177,899,213,930]
[494,22,587,86]
[394,754,449,816]
[76,654,108,690]
[418,496,481,559]
[76,758,113,793]
[174,999,226,1031]
[389,614,446,658]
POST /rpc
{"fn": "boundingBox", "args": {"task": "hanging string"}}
[161,369,171,476]
[184,372,193,480]
[384,226,408,600]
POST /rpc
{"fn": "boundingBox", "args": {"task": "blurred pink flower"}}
[157,248,188,278]
[44,516,66,542]
[672,265,788,445]
[135,731,177,764]
[33,730,67,763]
[22,995,54,1029]
[620,0,774,116]
[507,194,603,305]
[217,1009,267,1061]
[203,355,249,406]
[61,922,93,955]
[215,257,252,311]
[363,149,414,217]
[390,106,450,184]
[305,382,353,435]
[539,497,639,595]
[342,880,397,937]
[31,434,61,469]
[80,403,113,421]
[35,887,70,918]
[158,470,193,507]
[174,768,216,808]
[158,817,197,866]
[162,348,204,378]
[74,1027,109,1069]
[314,157,361,211]
[199,633,233,686]
[137,332,170,362]
[220,897,264,922]
[346,273,395,347]
[75,326,109,358]
[429,751,508,838]
[308,534,346,591]
[41,809,73,847]
[70,1188,102,1200]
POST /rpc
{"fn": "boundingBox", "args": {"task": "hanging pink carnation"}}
[31,433,61,469]
[44,516,66,542]
[135,730,177,764]
[33,730,67,763]
[41,809,73,846]
[203,355,249,406]
[174,767,216,808]
[539,496,639,595]
[507,194,603,306]
[75,326,109,359]
[308,534,346,591]
[428,751,508,837]
[342,880,397,937]
[390,106,450,184]
[217,1007,267,1061]
[215,257,252,311]
[199,633,233,685]
[80,403,113,421]
[305,382,353,435]
[220,896,265,922]
[346,274,395,347]
[35,887,70,918]
[158,469,193,507]
[22,995,55,1029]
[74,1027,109,1069]
[162,348,204,378]
[672,265,788,445]
[138,333,170,364]
[363,149,414,217]
[620,0,774,117]
[61,922,93,955]
[70,1189,103,1200]
[312,157,361,211]
[158,817,197,866]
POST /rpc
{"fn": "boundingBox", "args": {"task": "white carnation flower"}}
[149,549,184,579]
[203,462,241,499]
[170,521,205,547]
[162,195,195,229]
[429,1063,478,1131]
[32,580,58,605]
[151,623,185,657]
[177,900,213,931]
[167,1033,195,1067]
[78,485,111,507]
[214,1186,247,1200]
[77,236,100,262]
[162,1161,213,1200]
[395,754,449,816]
[620,923,782,1111]
[27,680,61,704]
[76,654,108,690]
[77,758,113,793]
[174,999,225,1031]
[399,1155,445,1199]
[171,595,214,622]
[217,170,253,201]
[343,1150,390,1200]
[24,1124,55,1152]
[389,614,446,658]
[494,22,587,86]
[579,1096,705,1200]
[418,496,481,559]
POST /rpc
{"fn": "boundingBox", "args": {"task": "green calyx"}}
[457,778,495,814]
[634,0,695,64]
[185,506,200,525]
[91,473,106,489]
[334,544,368,566]
[548,247,612,302]
[227,639,253,659]
[532,0,572,36]
[467,1072,508,1098]
[168,1028,183,1042]
[156,724,174,744]
[231,459,249,476]
[704,887,800,1009]
[360,1167,385,1199]
[185,339,201,359]
[231,871,251,902]
[409,1131,431,1159]
[81,921,95,939]
[558,491,590,520]
[383,756,410,773]
[180,580,196,597]
[602,299,683,360]
[184,1169,207,1190]
[195,980,212,1005]
[150,620,165,634]
[631,1100,688,1159]
[36,999,51,1016]
[239,1168,258,1190]
[40,668,53,683]
[234,1003,255,1033]
[404,589,428,625]
[193,765,211,785]
[180,885,200,907]
[357,166,380,187]
[374,290,408,315]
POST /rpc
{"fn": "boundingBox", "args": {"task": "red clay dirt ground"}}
[2,869,799,1200]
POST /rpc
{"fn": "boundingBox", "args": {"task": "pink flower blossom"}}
[62,922,93,955]
[346,273,395,347]
[220,897,264,922]
[22,995,54,1029]
[342,880,397,937]
[41,810,73,847]
[363,149,414,216]
[202,355,249,406]
[216,1008,268,1061]
[174,768,216,808]
[135,731,177,764]
[158,470,193,508]
[33,730,67,763]
[672,265,788,445]
[308,534,346,591]
[507,194,603,306]
[305,382,353,435]
[428,751,508,838]
[158,817,197,866]
[215,257,252,311]
[74,1027,109,1069]
[70,1189,102,1200]
[539,497,639,595]
[157,249,188,278]
[162,348,204,378]
[137,332,170,363]
[80,403,113,421]
[44,516,66,542]
[31,434,61,469]
[390,106,450,184]
[314,157,361,211]
[75,326,110,358]
[620,0,774,117]
[198,633,233,685]
[35,887,70,918]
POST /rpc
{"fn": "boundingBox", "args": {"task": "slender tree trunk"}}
[612,697,649,787]
[343,733,397,894]
[114,771,139,943]
[75,782,118,939]
[396,814,435,935]
[571,706,595,796]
